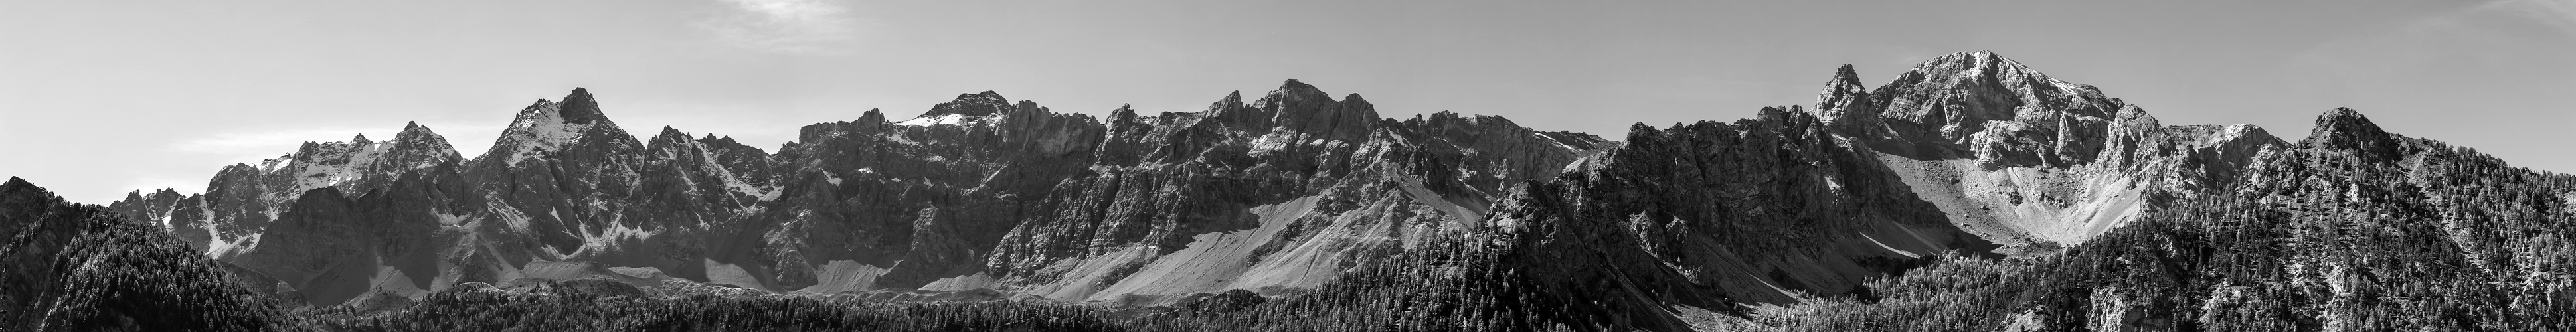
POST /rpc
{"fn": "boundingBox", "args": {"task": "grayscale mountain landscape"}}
[6,50,2573,331]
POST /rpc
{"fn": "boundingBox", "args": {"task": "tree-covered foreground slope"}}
[0,178,291,331]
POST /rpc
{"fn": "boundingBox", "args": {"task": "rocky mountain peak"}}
[398,121,435,137]
[1270,79,1326,100]
[2302,108,2404,161]
[1205,90,1246,113]
[901,92,1013,126]
[654,125,689,141]
[558,87,610,125]
[1915,50,2015,76]
[1812,64,1879,131]
[645,126,705,153]
[924,91,1011,117]
[295,141,325,156]
[1875,50,2121,122]
[857,108,887,124]
[959,90,1008,104]
[1821,64,1868,101]
[1250,80,1347,115]
[485,88,640,164]
[1239,80,1379,141]
[1863,51,2134,165]
[388,122,458,160]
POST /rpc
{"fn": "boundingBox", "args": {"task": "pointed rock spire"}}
[558,88,610,125]
[1812,64,1878,132]
[395,122,435,139]
[654,125,692,142]
[1207,91,1246,113]
[645,125,697,151]
[385,120,461,162]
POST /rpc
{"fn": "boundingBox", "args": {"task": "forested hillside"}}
[0,178,292,331]
[1769,110,2576,331]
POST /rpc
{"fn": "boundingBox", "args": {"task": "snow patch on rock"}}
[895,114,984,127]
[493,101,599,165]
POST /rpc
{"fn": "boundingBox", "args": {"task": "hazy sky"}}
[4,0,2572,203]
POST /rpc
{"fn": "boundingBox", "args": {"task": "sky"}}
[3,0,2572,203]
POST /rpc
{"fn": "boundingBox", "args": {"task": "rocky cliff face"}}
[102,52,2401,330]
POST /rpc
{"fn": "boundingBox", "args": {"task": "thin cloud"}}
[2492,0,2576,36]
[143,126,396,196]
[2287,1,2570,85]
[121,176,207,196]
[171,127,386,163]
[698,0,867,54]
[169,122,502,165]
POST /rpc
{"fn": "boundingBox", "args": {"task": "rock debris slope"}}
[100,52,2399,328]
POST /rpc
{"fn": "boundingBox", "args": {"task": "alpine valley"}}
[5,52,2571,331]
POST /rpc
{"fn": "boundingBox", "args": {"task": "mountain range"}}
[4,51,2567,331]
